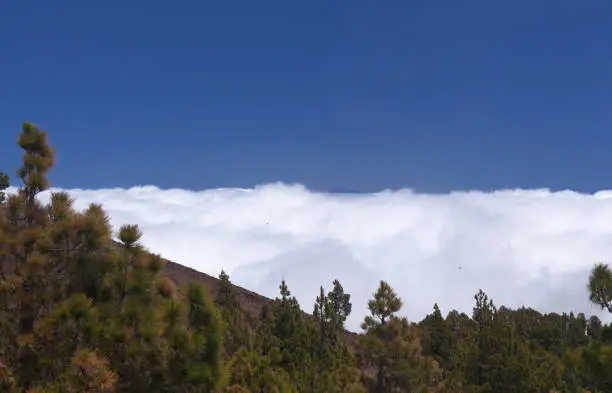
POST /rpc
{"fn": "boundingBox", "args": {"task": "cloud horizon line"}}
[25,181,612,198]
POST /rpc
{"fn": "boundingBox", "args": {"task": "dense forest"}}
[1,122,612,393]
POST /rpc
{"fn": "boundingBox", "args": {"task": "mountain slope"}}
[161,257,361,347]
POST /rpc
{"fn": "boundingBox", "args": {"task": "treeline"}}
[1,122,612,392]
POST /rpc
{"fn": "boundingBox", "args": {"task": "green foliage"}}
[0,123,227,392]
[589,262,612,313]
[15,121,54,206]
[358,281,432,392]
[1,122,612,393]
[215,270,256,359]
[328,279,352,328]
[118,224,143,248]
[362,280,402,330]
[0,171,9,204]
[420,303,453,369]
[313,285,335,348]
[227,347,296,392]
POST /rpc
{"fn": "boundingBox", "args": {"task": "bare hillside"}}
[162,258,360,346]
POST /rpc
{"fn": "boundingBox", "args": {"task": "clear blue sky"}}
[1,1,612,193]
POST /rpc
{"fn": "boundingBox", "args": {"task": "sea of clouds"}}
[28,183,612,331]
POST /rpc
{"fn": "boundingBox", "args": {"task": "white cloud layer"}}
[28,183,612,331]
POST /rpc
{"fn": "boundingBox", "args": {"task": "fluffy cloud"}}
[28,183,612,331]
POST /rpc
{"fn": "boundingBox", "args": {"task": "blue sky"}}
[1,1,612,193]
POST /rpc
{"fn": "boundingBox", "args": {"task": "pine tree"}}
[215,270,255,357]
[328,279,352,329]
[313,285,332,347]
[258,280,309,385]
[360,280,401,392]
[0,122,229,392]
[185,282,226,388]
[588,263,612,313]
[15,122,55,214]
[362,280,402,330]
[216,269,239,310]
[358,280,430,393]
[420,303,453,370]
[473,289,496,331]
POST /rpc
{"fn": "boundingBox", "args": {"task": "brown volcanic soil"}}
[163,260,271,318]
[162,258,360,346]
